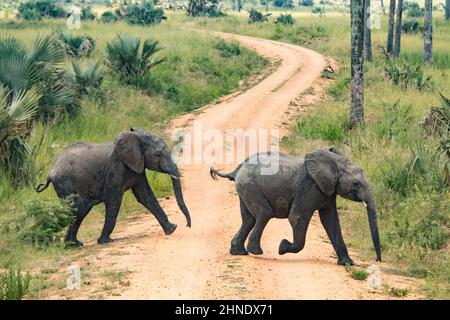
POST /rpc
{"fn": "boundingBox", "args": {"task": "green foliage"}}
[404,1,424,17]
[69,61,104,97]
[186,0,224,17]
[3,197,76,249]
[274,14,295,25]
[402,19,423,34]
[295,111,349,143]
[123,1,166,25]
[57,31,96,59]
[299,0,314,6]
[271,24,328,45]
[0,267,31,300]
[100,11,119,23]
[105,35,165,85]
[375,101,414,144]
[384,59,433,91]
[17,0,66,20]
[422,93,450,159]
[248,8,271,23]
[273,0,294,8]
[81,6,96,21]
[387,286,410,297]
[312,6,325,15]
[345,266,369,280]
[213,39,241,57]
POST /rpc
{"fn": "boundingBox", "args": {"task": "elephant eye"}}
[352,181,359,187]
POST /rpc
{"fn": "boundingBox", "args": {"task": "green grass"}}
[176,11,450,299]
[0,15,267,288]
[345,266,369,281]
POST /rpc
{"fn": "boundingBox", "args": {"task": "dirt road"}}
[54,32,420,300]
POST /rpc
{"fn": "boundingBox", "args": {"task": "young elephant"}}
[36,128,191,247]
[210,148,381,265]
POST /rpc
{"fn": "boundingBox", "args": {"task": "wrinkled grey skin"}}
[36,128,191,247]
[210,147,381,265]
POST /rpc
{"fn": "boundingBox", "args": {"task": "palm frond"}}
[8,86,41,122]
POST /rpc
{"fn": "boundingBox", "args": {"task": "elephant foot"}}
[65,239,84,248]
[278,239,292,255]
[163,223,177,235]
[337,256,354,266]
[97,236,114,245]
[247,242,263,255]
[230,245,248,255]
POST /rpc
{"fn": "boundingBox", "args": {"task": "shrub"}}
[57,31,95,59]
[312,6,325,15]
[17,0,67,20]
[186,0,224,17]
[274,14,295,25]
[3,197,76,249]
[273,0,294,8]
[249,8,271,23]
[105,35,165,85]
[69,61,104,97]
[375,101,414,144]
[81,6,96,20]
[100,10,118,23]
[213,39,241,57]
[404,1,424,17]
[345,266,369,280]
[402,19,423,34]
[124,0,166,25]
[0,267,31,300]
[384,59,433,91]
[299,0,314,6]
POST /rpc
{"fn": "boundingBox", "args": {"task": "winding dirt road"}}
[54,32,421,300]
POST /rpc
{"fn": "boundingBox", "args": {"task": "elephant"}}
[35,127,191,247]
[210,147,381,265]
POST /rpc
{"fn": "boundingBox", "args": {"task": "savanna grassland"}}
[0,15,268,298]
[178,10,450,298]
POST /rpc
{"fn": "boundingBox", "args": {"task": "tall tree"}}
[364,0,372,61]
[237,0,242,12]
[445,0,450,20]
[393,0,403,57]
[231,0,235,11]
[350,0,365,128]
[387,0,395,54]
[423,0,433,65]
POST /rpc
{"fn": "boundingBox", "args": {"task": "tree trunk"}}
[350,0,365,128]
[445,0,450,20]
[266,0,269,12]
[237,0,242,12]
[393,0,403,57]
[231,0,235,11]
[387,0,395,54]
[423,0,433,65]
[364,0,372,61]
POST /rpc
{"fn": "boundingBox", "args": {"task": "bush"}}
[0,267,31,300]
[186,0,224,17]
[105,35,165,85]
[3,197,75,249]
[124,0,166,25]
[81,6,96,20]
[57,31,95,59]
[375,101,414,144]
[312,6,325,15]
[249,8,271,23]
[100,10,118,23]
[402,19,423,34]
[299,0,314,6]
[274,14,295,25]
[213,39,241,57]
[69,61,104,97]
[273,0,294,8]
[405,1,424,17]
[17,0,67,20]
[345,266,369,280]
[384,59,433,91]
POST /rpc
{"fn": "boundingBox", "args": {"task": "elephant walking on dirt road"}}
[36,128,191,247]
[210,147,381,265]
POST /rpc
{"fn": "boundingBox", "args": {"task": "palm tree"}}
[387,0,396,54]
[105,35,165,85]
[423,0,433,65]
[0,35,80,121]
[393,0,404,57]
[350,0,365,128]
[0,85,41,186]
[364,0,372,61]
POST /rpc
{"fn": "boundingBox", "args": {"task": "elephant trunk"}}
[171,176,192,228]
[364,192,382,262]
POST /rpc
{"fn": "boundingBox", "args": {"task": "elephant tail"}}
[210,166,240,181]
[35,178,51,193]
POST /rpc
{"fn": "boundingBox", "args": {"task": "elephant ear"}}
[305,149,338,196]
[114,131,145,174]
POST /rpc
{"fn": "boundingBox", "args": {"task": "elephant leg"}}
[64,200,92,248]
[230,198,256,255]
[319,206,353,266]
[98,195,123,244]
[279,208,314,255]
[131,180,177,235]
